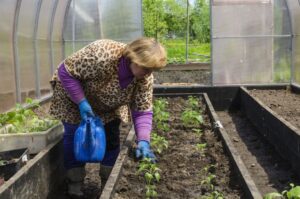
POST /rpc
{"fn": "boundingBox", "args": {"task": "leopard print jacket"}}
[49,39,153,124]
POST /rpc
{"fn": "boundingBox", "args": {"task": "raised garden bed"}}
[247,86,300,130]
[0,98,62,154]
[217,110,300,196]
[240,86,300,181]
[0,139,64,199]
[100,93,264,199]
[0,148,29,181]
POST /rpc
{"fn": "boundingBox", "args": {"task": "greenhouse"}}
[0,0,300,198]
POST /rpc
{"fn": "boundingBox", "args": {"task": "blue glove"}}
[78,99,95,121]
[136,140,156,162]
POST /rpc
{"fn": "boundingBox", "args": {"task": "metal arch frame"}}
[284,0,295,84]
[72,0,76,52]
[62,0,73,59]
[48,0,59,76]
[33,0,43,99]
[12,0,22,103]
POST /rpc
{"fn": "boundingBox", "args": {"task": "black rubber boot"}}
[66,167,86,198]
[99,165,113,193]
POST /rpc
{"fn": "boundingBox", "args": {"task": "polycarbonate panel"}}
[294,39,300,83]
[75,0,100,40]
[286,0,300,84]
[18,0,38,39]
[99,0,143,43]
[37,0,55,40]
[64,41,74,57]
[18,38,36,102]
[53,0,70,41]
[18,0,39,102]
[273,37,291,83]
[213,38,273,85]
[64,0,100,41]
[38,40,52,97]
[52,41,64,67]
[212,0,292,85]
[212,1,273,37]
[0,0,17,112]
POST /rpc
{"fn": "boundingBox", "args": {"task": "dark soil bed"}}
[217,110,300,196]
[248,89,300,130]
[153,70,211,85]
[113,97,243,199]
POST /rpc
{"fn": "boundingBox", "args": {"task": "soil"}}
[113,97,243,199]
[153,70,211,85]
[217,111,300,196]
[248,89,300,130]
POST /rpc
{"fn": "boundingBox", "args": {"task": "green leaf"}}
[263,193,282,199]
[287,186,300,199]
[145,172,153,184]
[154,172,161,182]
[146,189,151,197]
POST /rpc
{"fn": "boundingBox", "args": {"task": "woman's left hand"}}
[136,140,156,162]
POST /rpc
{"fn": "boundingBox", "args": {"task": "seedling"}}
[138,158,161,184]
[153,98,168,115]
[151,133,168,154]
[207,190,224,199]
[145,184,158,198]
[181,109,204,127]
[192,128,203,136]
[138,158,161,199]
[0,98,58,134]
[201,173,216,191]
[196,143,207,152]
[264,183,300,199]
[187,96,199,109]
[154,111,170,133]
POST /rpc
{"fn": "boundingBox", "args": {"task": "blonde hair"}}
[123,37,167,70]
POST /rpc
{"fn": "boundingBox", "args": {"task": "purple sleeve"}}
[58,63,85,104]
[131,110,153,142]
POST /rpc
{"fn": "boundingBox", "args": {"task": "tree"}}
[164,0,186,38]
[143,0,167,39]
[190,0,210,43]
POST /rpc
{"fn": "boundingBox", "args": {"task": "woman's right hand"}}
[78,99,95,121]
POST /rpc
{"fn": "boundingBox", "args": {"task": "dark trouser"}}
[63,119,121,169]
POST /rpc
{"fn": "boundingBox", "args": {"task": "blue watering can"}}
[74,116,106,162]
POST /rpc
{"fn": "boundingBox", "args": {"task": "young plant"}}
[153,98,168,115]
[264,183,300,199]
[145,184,158,198]
[0,98,58,134]
[187,96,199,110]
[181,109,204,127]
[207,190,224,199]
[151,133,168,154]
[196,143,207,154]
[138,158,161,198]
[201,173,216,191]
[192,128,203,136]
[154,111,170,133]
[138,158,161,185]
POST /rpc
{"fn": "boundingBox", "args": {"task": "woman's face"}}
[130,63,152,80]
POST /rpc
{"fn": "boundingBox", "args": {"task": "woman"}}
[49,37,167,197]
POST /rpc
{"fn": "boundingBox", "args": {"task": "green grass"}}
[160,39,211,64]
